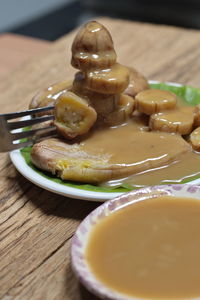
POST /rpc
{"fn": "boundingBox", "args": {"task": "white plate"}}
[10,150,122,201]
[10,81,200,201]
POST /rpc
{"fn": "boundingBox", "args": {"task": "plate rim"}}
[9,80,200,201]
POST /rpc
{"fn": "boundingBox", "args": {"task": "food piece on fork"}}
[54,91,97,139]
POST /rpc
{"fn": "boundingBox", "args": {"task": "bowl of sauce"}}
[71,184,200,299]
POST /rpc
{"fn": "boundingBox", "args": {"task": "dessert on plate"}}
[28,21,200,188]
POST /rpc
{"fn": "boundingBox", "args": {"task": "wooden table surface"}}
[1,17,200,300]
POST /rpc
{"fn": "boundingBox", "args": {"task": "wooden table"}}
[1,17,200,300]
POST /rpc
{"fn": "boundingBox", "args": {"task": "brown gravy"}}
[79,117,200,187]
[86,196,200,299]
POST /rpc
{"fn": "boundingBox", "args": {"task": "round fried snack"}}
[190,127,200,151]
[150,106,194,135]
[54,91,97,139]
[135,89,177,115]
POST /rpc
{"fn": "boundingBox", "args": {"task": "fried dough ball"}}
[135,89,177,115]
[54,91,97,139]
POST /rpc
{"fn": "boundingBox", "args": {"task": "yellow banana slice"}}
[124,67,149,98]
[135,89,177,115]
[189,127,200,151]
[54,91,97,139]
[77,63,129,95]
[150,106,194,135]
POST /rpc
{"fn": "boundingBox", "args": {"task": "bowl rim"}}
[71,183,200,300]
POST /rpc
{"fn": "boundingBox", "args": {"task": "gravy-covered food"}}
[30,21,200,186]
[86,196,200,299]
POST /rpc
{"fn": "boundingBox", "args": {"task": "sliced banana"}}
[80,63,130,95]
[190,127,200,151]
[124,67,149,98]
[150,106,194,135]
[104,94,135,126]
[54,91,97,139]
[135,89,177,115]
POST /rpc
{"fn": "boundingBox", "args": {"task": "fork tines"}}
[2,105,54,120]
[0,106,56,152]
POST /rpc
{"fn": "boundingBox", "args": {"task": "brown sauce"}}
[86,196,200,299]
[78,117,200,187]
[50,87,200,186]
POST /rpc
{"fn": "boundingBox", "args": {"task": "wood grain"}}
[0,34,50,79]
[1,17,200,300]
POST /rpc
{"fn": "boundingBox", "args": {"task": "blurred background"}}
[1,0,200,40]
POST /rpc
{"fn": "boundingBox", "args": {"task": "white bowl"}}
[71,184,200,300]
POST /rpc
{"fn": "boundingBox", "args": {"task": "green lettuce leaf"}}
[20,82,200,192]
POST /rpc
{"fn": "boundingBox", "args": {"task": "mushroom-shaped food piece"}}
[150,106,195,135]
[135,89,177,115]
[70,20,133,126]
[124,67,149,98]
[189,127,200,151]
[71,21,117,70]
[54,91,97,139]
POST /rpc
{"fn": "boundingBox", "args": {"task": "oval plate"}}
[10,81,200,201]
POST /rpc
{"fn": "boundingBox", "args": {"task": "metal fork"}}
[0,106,56,152]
